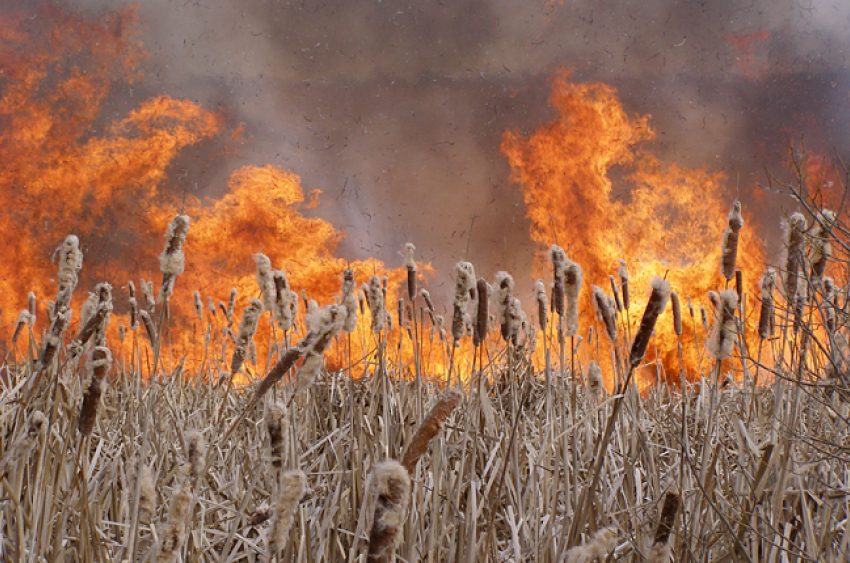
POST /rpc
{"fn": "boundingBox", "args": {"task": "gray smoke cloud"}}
[66,0,850,301]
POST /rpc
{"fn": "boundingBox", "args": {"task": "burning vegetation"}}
[1,3,850,562]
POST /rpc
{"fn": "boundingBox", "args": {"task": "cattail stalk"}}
[629,277,671,368]
[402,389,464,474]
[366,460,411,563]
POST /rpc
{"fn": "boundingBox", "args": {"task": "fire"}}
[501,72,766,386]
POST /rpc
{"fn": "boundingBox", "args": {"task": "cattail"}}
[793,274,807,334]
[206,296,215,315]
[735,269,743,303]
[473,278,489,347]
[686,295,694,318]
[618,259,630,310]
[366,460,411,563]
[782,213,807,300]
[256,344,308,401]
[0,411,47,474]
[647,492,679,563]
[707,290,738,361]
[27,292,36,327]
[402,389,464,474]
[708,290,720,311]
[128,297,139,331]
[700,306,708,330]
[810,209,836,280]
[36,306,71,371]
[78,346,111,436]
[404,242,417,300]
[358,288,366,316]
[288,290,299,325]
[156,481,193,563]
[227,288,238,322]
[452,262,476,342]
[397,298,404,330]
[609,275,622,312]
[184,431,206,485]
[140,278,155,313]
[268,470,307,557]
[128,280,136,300]
[294,304,347,396]
[587,361,603,399]
[138,465,156,518]
[420,289,435,314]
[535,280,549,331]
[564,259,583,336]
[158,215,190,303]
[593,286,617,342]
[670,291,682,336]
[12,310,32,344]
[54,235,83,307]
[367,276,386,334]
[270,272,292,331]
[193,291,203,321]
[550,245,566,316]
[720,200,744,281]
[68,296,112,362]
[266,401,289,469]
[629,277,671,368]
[505,297,523,345]
[80,292,98,330]
[563,526,618,563]
[118,324,126,343]
[758,269,776,339]
[140,310,157,343]
[340,268,358,332]
[305,300,319,331]
[231,298,264,375]
[253,253,277,313]
[46,300,56,324]
[492,272,513,340]
[824,277,837,333]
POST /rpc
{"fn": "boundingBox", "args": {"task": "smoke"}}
[44,0,850,300]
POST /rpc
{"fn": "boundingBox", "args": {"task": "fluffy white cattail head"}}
[55,235,83,303]
[269,470,307,555]
[535,279,549,331]
[811,209,837,280]
[593,286,617,342]
[404,242,416,270]
[781,212,807,299]
[563,258,583,336]
[758,269,777,339]
[720,200,744,281]
[707,290,738,361]
[587,361,603,399]
[253,253,277,313]
[159,215,190,276]
[550,245,566,316]
[340,268,359,332]
[367,276,386,334]
[366,460,411,563]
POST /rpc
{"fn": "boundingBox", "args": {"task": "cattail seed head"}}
[758,269,776,339]
[254,253,277,313]
[550,245,566,316]
[295,304,347,395]
[231,298,264,375]
[193,291,203,321]
[138,465,156,518]
[617,259,630,310]
[158,215,190,303]
[366,460,411,563]
[587,361,603,399]
[670,291,682,337]
[720,200,744,281]
[78,346,112,436]
[564,259,583,336]
[12,310,32,344]
[793,274,807,334]
[404,242,417,300]
[367,276,386,334]
[493,271,515,342]
[402,389,464,474]
[782,212,807,300]
[340,268,358,332]
[420,289,435,313]
[593,286,617,342]
[55,235,83,306]
[269,470,307,556]
[451,261,476,342]
[272,272,293,331]
[707,289,738,361]
[609,275,622,312]
[266,401,289,469]
[810,209,836,280]
[473,278,489,347]
[700,306,708,330]
[629,277,670,368]
[27,292,36,327]
[564,526,618,563]
[535,279,548,331]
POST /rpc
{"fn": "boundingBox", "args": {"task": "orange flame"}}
[501,72,766,386]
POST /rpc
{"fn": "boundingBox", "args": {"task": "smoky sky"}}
[64,0,850,300]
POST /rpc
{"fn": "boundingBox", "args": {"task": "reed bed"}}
[2,180,850,562]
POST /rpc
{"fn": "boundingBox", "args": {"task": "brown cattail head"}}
[184,431,207,485]
[158,215,190,303]
[12,310,32,345]
[735,269,743,303]
[54,235,83,306]
[493,271,514,341]
[629,277,671,368]
[782,212,807,300]
[269,272,292,331]
[402,389,464,474]
[256,344,308,401]
[824,277,837,333]
[720,200,744,281]
[404,242,417,300]
[78,346,112,436]
[670,291,682,337]
[793,274,807,334]
[367,276,386,334]
[156,480,193,563]
[269,470,307,556]
[129,296,139,331]
[587,361,603,399]
[535,279,549,331]
[366,460,411,563]
[505,297,523,345]
[550,245,566,316]
[339,268,358,332]
[609,275,623,312]
[810,209,836,280]
[140,278,155,313]
[253,253,277,313]
[617,259,630,310]
[266,401,289,469]
[473,278,489,347]
[193,291,203,321]
[757,269,776,340]
[564,259,583,336]
[294,304,347,396]
[707,289,738,361]
[451,261,476,342]
[700,306,708,330]
[140,310,156,342]
[37,306,71,371]
[654,491,680,546]
[420,289,435,313]
[226,287,238,322]
[231,298,264,375]
[593,286,618,342]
